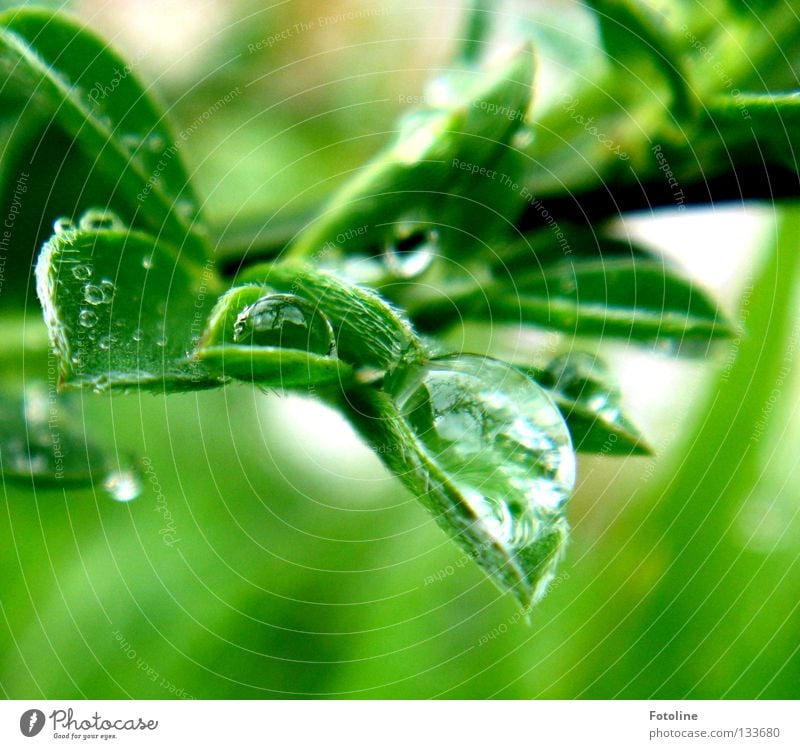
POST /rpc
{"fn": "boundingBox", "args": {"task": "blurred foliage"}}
[0,0,799,698]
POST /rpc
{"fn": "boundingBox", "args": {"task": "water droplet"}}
[544,353,622,423]
[104,469,142,502]
[54,217,76,235]
[512,127,535,150]
[83,280,114,306]
[142,255,154,270]
[155,337,167,348]
[78,209,126,232]
[98,335,114,351]
[132,328,143,342]
[232,294,336,356]
[384,222,437,279]
[175,198,196,222]
[120,133,141,152]
[146,133,165,152]
[389,354,575,547]
[71,263,92,281]
[78,309,98,328]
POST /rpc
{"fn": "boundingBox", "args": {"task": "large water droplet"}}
[104,468,142,502]
[389,354,575,548]
[232,294,336,356]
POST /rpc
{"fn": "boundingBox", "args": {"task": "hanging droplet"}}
[384,222,437,279]
[104,468,142,502]
[389,354,575,550]
[232,294,336,356]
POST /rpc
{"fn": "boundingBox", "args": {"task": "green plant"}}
[1,1,794,613]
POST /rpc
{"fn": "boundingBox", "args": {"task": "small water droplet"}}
[232,293,336,356]
[175,198,196,222]
[132,328,143,342]
[543,353,624,425]
[512,128,535,150]
[384,222,437,279]
[78,309,98,328]
[146,133,165,152]
[83,285,104,305]
[142,255,154,270]
[54,217,76,235]
[120,133,141,151]
[78,209,126,232]
[389,354,575,546]
[71,263,92,281]
[104,469,142,502]
[155,337,167,348]
[82,280,114,306]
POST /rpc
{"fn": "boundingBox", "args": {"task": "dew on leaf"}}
[146,133,165,152]
[54,217,77,235]
[78,209,126,232]
[104,468,142,502]
[232,293,336,356]
[71,263,92,281]
[544,353,622,423]
[388,354,575,600]
[384,222,437,279]
[78,309,98,328]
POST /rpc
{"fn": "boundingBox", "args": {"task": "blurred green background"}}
[1,0,799,698]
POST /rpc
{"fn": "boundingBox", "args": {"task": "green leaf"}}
[288,44,534,258]
[239,262,426,372]
[490,256,732,343]
[533,353,650,455]
[709,92,800,174]
[196,284,352,389]
[35,214,223,391]
[0,8,208,261]
[586,0,696,122]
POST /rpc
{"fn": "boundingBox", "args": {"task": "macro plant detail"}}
[0,0,797,630]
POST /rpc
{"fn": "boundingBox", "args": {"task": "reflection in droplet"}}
[232,293,336,356]
[104,469,142,502]
[389,354,575,566]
